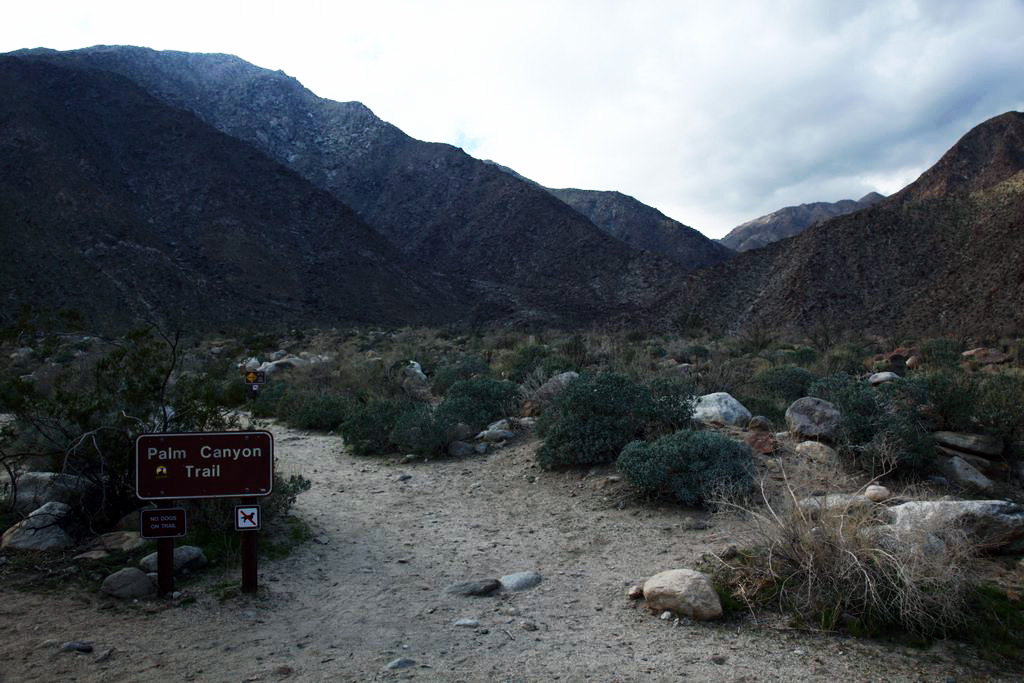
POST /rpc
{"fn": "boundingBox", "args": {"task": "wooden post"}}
[157,537,175,595]
[241,529,258,593]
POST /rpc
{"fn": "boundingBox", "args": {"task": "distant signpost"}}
[135,430,274,595]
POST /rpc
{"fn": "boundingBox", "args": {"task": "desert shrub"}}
[779,346,818,367]
[0,329,237,524]
[435,378,520,431]
[809,373,885,445]
[673,344,710,364]
[430,354,492,396]
[817,345,866,376]
[339,399,408,455]
[918,338,963,368]
[501,344,573,382]
[558,334,590,368]
[537,372,686,468]
[646,376,697,435]
[251,380,289,418]
[752,365,817,402]
[277,389,351,431]
[909,369,978,432]
[617,430,754,506]
[389,404,449,457]
[974,373,1024,441]
[713,483,977,637]
[809,373,933,473]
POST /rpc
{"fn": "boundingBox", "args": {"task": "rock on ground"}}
[785,398,842,443]
[447,441,475,458]
[1,501,74,551]
[932,431,1003,457]
[939,456,995,493]
[642,569,722,621]
[886,500,1024,553]
[139,545,207,574]
[692,393,751,427]
[534,372,579,404]
[869,372,900,386]
[447,579,501,596]
[798,494,876,520]
[499,571,542,591]
[864,485,892,503]
[795,441,838,462]
[101,568,156,599]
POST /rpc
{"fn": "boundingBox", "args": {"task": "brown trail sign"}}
[135,431,275,595]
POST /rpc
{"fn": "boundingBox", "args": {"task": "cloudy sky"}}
[4,1,1024,237]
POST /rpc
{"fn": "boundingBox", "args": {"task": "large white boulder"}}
[692,393,751,427]
[885,500,1024,554]
[642,569,722,621]
[1,502,74,551]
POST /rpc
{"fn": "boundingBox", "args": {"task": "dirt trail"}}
[0,422,1013,681]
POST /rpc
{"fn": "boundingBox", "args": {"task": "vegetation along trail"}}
[1,420,1008,681]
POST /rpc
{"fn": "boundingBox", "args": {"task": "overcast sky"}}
[4,1,1024,237]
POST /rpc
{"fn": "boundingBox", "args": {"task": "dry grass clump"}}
[713,467,977,636]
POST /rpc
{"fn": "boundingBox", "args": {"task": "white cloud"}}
[3,0,1023,236]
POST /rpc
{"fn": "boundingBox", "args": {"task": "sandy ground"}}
[0,422,1018,682]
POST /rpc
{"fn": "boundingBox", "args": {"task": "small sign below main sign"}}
[135,431,274,500]
[140,507,187,539]
[235,505,261,531]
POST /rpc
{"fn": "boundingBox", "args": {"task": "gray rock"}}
[795,441,838,462]
[499,570,542,591]
[447,579,501,596]
[864,485,892,503]
[520,621,538,632]
[474,443,488,455]
[139,545,207,574]
[642,569,722,620]
[476,429,515,443]
[100,568,156,599]
[269,349,288,361]
[534,372,579,403]
[933,431,1003,457]
[798,494,876,519]
[486,419,512,431]
[1,502,74,551]
[446,422,475,444]
[447,441,475,458]
[397,473,412,482]
[886,500,1024,553]
[88,531,145,553]
[453,618,479,627]
[869,372,901,386]
[692,392,751,427]
[386,658,416,670]
[11,471,96,514]
[785,397,842,443]
[940,456,994,492]
[402,361,431,399]
[61,641,94,653]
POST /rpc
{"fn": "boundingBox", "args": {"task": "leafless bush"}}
[714,467,977,635]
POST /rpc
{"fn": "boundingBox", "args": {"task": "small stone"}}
[139,545,207,574]
[171,591,182,599]
[453,618,479,627]
[100,567,156,599]
[869,371,900,386]
[520,621,538,632]
[447,579,501,596]
[400,454,417,464]
[476,429,515,443]
[61,641,94,653]
[660,610,673,620]
[499,570,542,591]
[273,664,294,676]
[711,655,727,665]
[93,648,113,663]
[397,473,412,482]
[386,657,416,670]
[864,485,892,503]
[795,441,838,463]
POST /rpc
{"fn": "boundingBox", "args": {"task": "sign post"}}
[136,431,274,595]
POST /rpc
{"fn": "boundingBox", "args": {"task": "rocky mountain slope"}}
[13,46,687,323]
[677,112,1024,337]
[719,192,885,252]
[546,188,734,270]
[0,57,459,330]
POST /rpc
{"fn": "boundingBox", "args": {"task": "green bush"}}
[646,376,697,435]
[251,380,288,418]
[537,372,686,468]
[779,346,819,366]
[435,378,520,431]
[389,404,449,457]
[277,389,351,431]
[617,430,754,506]
[339,399,408,455]
[431,355,492,395]
[909,369,978,432]
[673,344,710,364]
[918,338,963,368]
[817,346,866,375]
[810,373,934,473]
[752,365,817,402]
[501,344,573,382]
[974,373,1024,441]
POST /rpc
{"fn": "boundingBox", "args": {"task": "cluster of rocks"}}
[241,349,330,379]
[446,570,543,597]
[100,545,208,599]
[432,417,534,460]
[1,472,98,551]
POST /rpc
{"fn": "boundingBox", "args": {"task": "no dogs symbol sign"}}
[235,505,261,531]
